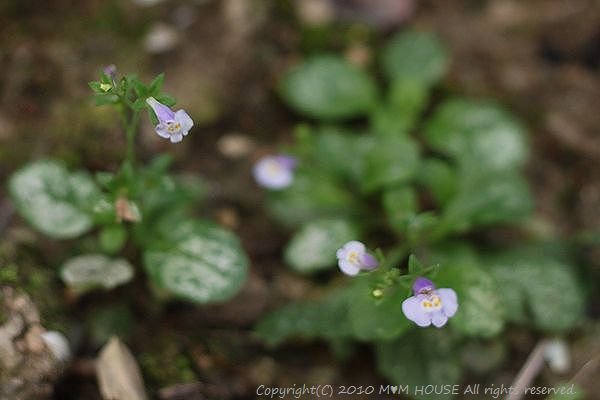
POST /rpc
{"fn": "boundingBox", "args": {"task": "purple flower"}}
[402,277,458,328]
[336,241,378,276]
[103,64,117,80]
[146,96,194,143]
[253,155,297,190]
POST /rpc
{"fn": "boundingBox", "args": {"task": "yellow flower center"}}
[347,251,360,265]
[266,161,283,176]
[422,294,442,310]
[167,122,181,133]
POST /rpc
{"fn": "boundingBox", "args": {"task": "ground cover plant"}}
[1,1,597,398]
[255,30,587,396]
[8,69,248,304]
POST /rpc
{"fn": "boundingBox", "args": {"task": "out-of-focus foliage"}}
[8,73,248,304]
[255,30,587,397]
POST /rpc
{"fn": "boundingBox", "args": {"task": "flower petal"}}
[438,288,458,317]
[174,109,194,133]
[344,241,366,254]
[146,97,174,122]
[155,124,170,139]
[360,253,378,270]
[253,159,293,189]
[275,155,297,170]
[412,277,436,295]
[338,259,360,276]
[402,296,431,327]
[170,133,183,143]
[431,311,448,327]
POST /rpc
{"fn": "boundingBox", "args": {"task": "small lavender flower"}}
[336,241,378,276]
[103,64,117,80]
[253,155,297,190]
[146,96,194,143]
[402,277,458,328]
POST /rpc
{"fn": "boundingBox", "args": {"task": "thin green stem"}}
[125,110,140,168]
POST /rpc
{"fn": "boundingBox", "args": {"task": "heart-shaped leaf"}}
[363,134,419,192]
[285,219,359,273]
[143,221,248,304]
[381,30,448,86]
[488,245,584,332]
[9,160,101,239]
[424,99,528,172]
[435,261,505,338]
[280,55,378,120]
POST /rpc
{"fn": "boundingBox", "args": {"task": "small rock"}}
[215,207,240,230]
[217,134,255,159]
[144,23,180,54]
[97,337,149,400]
[296,0,335,26]
[41,331,71,363]
[25,326,46,353]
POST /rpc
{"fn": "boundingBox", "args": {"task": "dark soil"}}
[0,0,598,399]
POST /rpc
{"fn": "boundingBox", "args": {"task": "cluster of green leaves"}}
[89,71,174,113]
[255,30,586,395]
[8,73,248,304]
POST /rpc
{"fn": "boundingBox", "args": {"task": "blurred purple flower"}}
[103,64,117,80]
[253,155,297,189]
[146,97,193,143]
[402,277,458,328]
[336,241,378,276]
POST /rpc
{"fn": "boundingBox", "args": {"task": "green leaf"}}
[155,93,176,106]
[132,98,147,111]
[441,171,533,233]
[131,79,147,98]
[148,72,165,94]
[312,127,369,184]
[143,221,248,304]
[348,275,412,340]
[255,288,352,347]
[99,225,127,254]
[381,30,448,86]
[280,55,378,120]
[285,219,359,273]
[9,160,100,239]
[363,134,419,192]
[376,330,462,397]
[60,254,134,293]
[382,186,418,235]
[435,260,505,337]
[488,245,584,332]
[93,93,119,105]
[407,254,423,275]
[405,212,440,244]
[418,158,457,206]
[88,81,104,93]
[372,79,429,135]
[269,170,358,228]
[424,99,528,171]
[139,171,204,225]
[95,171,116,191]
